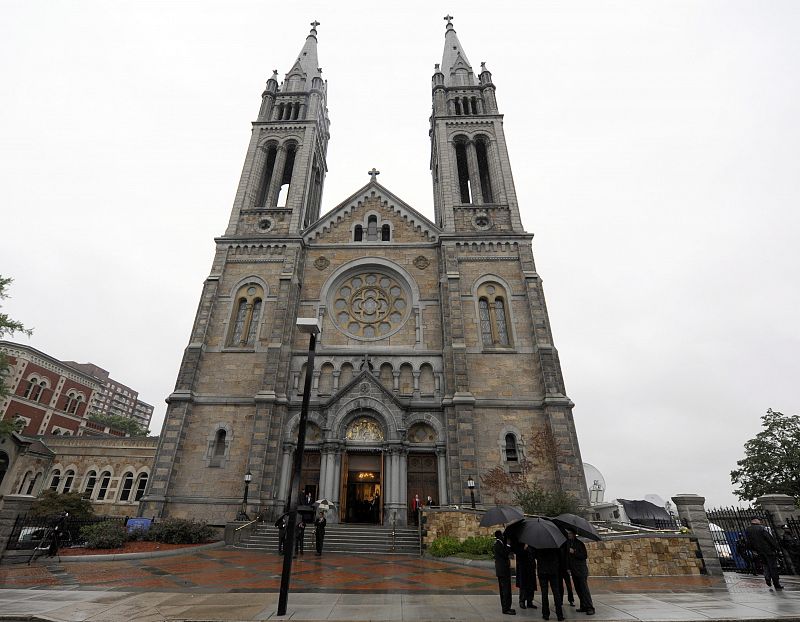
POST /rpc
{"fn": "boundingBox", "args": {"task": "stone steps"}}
[236,523,420,555]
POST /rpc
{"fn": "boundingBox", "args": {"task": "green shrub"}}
[145,518,214,544]
[428,536,461,557]
[29,491,94,519]
[80,521,127,549]
[461,535,493,556]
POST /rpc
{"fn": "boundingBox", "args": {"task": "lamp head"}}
[244,470,252,483]
[296,317,322,335]
[467,475,475,489]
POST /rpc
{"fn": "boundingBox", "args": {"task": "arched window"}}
[17,470,33,494]
[477,283,512,347]
[318,363,334,396]
[119,472,135,501]
[64,391,84,414]
[24,377,48,402]
[367,215,378,241]
[0,451,9,490]
[62,470,75,493]
[379,363,393,392]
[49,470,61,491]
[399,364,414,396]
[227,283,265,348]
[96,470,112,500]
[276,144,297,207]
[454,140,471,203]
[475,138,494,203]
[255,145,278,207]
[354,225,363,241]
[213,430,226,457]
[26,472,41,495]
[381,224,391,241]
[339,362,354,389]
[505,433,519,462]
[419,364,435,396]
[84,470,97,498]
[134,473,149,501]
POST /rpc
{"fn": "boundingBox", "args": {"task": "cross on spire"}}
[310,20,320,30]
[444,14,453,25]
[368,168,380,181]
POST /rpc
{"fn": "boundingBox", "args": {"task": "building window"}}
[134,473,148,501]
[84,471,97,498]
[354,225,363,241]
[23,376,48,402]
[477,283,512,347]
[26,472,40,495]
[62,470,75,493]
[49,470,61,491]
[18,471,33,494]
[381,224,391,241]
[210,429,227,467]
[367,215,378,241]
[119,472,134,501]
[97,471,112,500]
[227,283,265,348]
[505,434,519,462]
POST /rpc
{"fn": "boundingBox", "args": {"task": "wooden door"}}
[407,453,439,520]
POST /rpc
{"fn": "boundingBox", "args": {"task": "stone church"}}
[139,19,589,526]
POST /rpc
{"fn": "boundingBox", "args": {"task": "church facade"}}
[139,19,589,526]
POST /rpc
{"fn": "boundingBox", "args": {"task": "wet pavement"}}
[0,548,798,620]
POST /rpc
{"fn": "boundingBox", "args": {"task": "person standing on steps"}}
[493,530,516,615]
[745,518,784,590]
[566,529,595,615]
[294,520,306,558]
[314,511,327,556]
[275,514,287,554]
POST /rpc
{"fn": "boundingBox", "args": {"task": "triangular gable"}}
[320,369,406,411]
[304,181,441,243]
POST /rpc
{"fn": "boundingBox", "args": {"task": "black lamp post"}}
[277,317,320,617]
[237,470,252,521]
[467,475,476,509]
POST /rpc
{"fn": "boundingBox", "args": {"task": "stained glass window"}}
[246,300,262,346]
[231,299,247,345]
[495,299,509,345]
[479,299,492,345]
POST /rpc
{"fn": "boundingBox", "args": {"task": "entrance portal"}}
[406,452,438,523]
[340,452,383,524]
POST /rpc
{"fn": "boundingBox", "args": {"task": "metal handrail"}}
[235,518,259,532]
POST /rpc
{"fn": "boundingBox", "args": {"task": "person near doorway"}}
[493,530,516,615]
[412,494,421,525]
[426,495,434,507]
[304,491,313,506]
[745,518,784,590]
[294,520,306,558]
[372,492,381,523]
[275,515,287,554]
[314,511,327,556]
[566,529,595,615]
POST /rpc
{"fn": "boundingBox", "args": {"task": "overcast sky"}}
[2,1,798,509]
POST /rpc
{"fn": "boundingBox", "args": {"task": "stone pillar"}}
[466,141,484,204]
[0,495,36,557]
[757,494,799,528]
[265,146,287,208]
[277,443,294,504]
[398,448,408,526]
[436,445,448,505]
[329,448,342,524]
[672,494,723,576]
[318,450,328,501]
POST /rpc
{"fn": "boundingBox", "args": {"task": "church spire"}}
[440,15,475,87]
[286,21,322,90]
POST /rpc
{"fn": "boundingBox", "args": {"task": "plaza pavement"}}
[0,548,799,621]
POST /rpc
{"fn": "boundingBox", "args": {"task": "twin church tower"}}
[140,18,589,525]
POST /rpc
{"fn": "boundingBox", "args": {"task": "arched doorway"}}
[340,415,384,524]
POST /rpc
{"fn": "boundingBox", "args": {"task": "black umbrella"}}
[505,518,566,549]
[479,505,525,527]
[549,513,602,542]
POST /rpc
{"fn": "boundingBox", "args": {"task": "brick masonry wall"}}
[422,509,703,577]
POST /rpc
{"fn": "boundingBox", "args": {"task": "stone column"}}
[757,494,799,527]
[277,443,294,504]
[398,448,408,525]
[436,445,448,506]
[672,494,723,576]
[265,146,287,208]
[318,449,328,501]
[466,141,484,205]
[329,448,342,524]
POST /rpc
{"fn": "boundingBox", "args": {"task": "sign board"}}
[126,518,152,533]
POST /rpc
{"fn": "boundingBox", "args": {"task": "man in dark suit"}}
[537,546,564,621]
[566,529,595,615]
[745,518,784,590]
[314,511,327,556]
[294,520,306,558]
[493,530,516,615]
[275,515,287,554]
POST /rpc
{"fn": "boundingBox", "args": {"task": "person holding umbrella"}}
[566,529,595,615]
[513,541,537,610]
[536,545,564,621]
[493,530,516,615]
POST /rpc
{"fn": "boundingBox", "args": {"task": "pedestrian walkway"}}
[0,548,798,620]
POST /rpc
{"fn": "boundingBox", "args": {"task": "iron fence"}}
[706,506,795,574]
[5,514,125,551]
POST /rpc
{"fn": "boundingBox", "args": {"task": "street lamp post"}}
[237,471,253,521]
[277,318,320,617]
[467,475,476,510]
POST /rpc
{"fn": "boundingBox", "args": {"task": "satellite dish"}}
[644,494,666,508]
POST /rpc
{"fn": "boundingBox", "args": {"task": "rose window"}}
[329,271,411,340]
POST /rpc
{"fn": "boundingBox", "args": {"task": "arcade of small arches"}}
[13,465,150,505]
[294,360,440,398]
[275,413,446,526]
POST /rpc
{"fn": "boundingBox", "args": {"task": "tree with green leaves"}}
[28,490,94,519]
[0,275,32,437]
[87,412,149,437]
[731,409,800,503]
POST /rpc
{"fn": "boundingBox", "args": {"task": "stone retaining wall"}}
[421,508,703,577]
